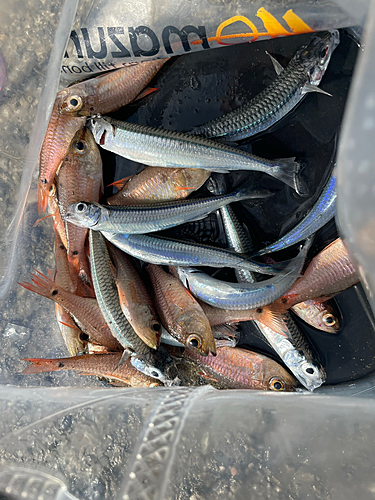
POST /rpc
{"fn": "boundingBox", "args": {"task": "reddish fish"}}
[39,59,168,214]
[147,264,216,356]
[108,244,161,349]
[185,346,297,391]
[19,270,121,352]
[58,59,168,117]
[38,101,85,214]
[291,299,340,334]
[22,353,162,387]
[107,167,210,205]
[56,128,102,290]
[279,238,359,308]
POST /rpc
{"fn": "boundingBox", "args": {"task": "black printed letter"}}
[108,27,131,58]
[81,27,107,59]
[128,26,160,57]
[162,25,210,54]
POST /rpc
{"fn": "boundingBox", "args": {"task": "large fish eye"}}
[323,313,336,326]
[187,334,202,350]
[269,377,285,391]
[151,322,161,333]
[76,202,87,213]
[73,140,87,155]
[66,95,83,112]
[303,365,316,376]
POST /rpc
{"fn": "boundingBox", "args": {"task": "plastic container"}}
[1,1,375,499]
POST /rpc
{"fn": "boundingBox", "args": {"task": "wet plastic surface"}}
[103,30,375,387]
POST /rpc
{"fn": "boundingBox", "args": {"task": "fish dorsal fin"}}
[265,51,284,76]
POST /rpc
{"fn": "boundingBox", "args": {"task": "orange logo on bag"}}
[191,8,313,46]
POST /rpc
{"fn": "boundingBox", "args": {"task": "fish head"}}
[64,201,102,228]
[88,117,115,147]
[182,313,216,356]
[293,300,340,334]
[131,348,181,386]
[261,356,299,392]
[68,128,103,178]
[57,87,87,116]
[283,349,326,391]
[298,30,340,86]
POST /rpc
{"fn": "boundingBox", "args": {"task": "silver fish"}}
[191,31,340,141]
[89,116,300,192]
[209,174,325,391]
[255,170,336,256]
[176,238,311,311]
[64,178,271,235]
[89,229,179,385]
[101,232,284,275]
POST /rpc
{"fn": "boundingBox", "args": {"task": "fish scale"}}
[190,31,339,141]
[89,229,149,354]
[282,238,359,307]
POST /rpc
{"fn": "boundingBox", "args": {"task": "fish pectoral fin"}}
[197,370,219,383]
[265,50,284,76]
[116,348,133,369]
[301,83,332,97]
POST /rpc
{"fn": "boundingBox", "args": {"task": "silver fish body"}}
[191,31,340,141]
[89,230,179,385]
[89,116,300,191]
[64,180,270,234]
[102,232,282,275]
[209,174,325,390]
[256,171,336,256]
[176,239,311,310]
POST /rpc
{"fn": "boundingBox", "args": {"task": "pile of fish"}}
[20,29,360,391]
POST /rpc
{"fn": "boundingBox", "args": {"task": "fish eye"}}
[323,313,336,326]
[269,378,285,391]
[151,370,160,378]
[303,366,315,376]
[320,46,329,61]
[73,140,86,154]
[66,95,83,112]
[151,322,161,332]
[187,334,202,350]
[76,202,87,213]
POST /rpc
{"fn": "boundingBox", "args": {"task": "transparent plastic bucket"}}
[1,0,375,499]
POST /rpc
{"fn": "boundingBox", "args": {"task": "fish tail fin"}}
[234,176,274,202]
[270,158,304,195]
[134,87,159,101]
[18,269,60,300]
[257,301,290,336]
[22,358,62,374]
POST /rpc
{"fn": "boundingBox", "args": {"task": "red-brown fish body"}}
[107,167,210,205]
[19,270,121,352]
[22,354,162,387]
[147,264,216,356]
[59,59,168,117]
[54,232,88,355]
[108,244,161,349]
[185,346,297,391]
[57,128,102,291]
[282,238,359,308]
[291,299,340,333]
[38,98,85,213]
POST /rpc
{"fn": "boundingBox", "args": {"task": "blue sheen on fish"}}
[64,178,271,235]
[256,171,336,256]
[101,231,282,275]
[176,239,311,311]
